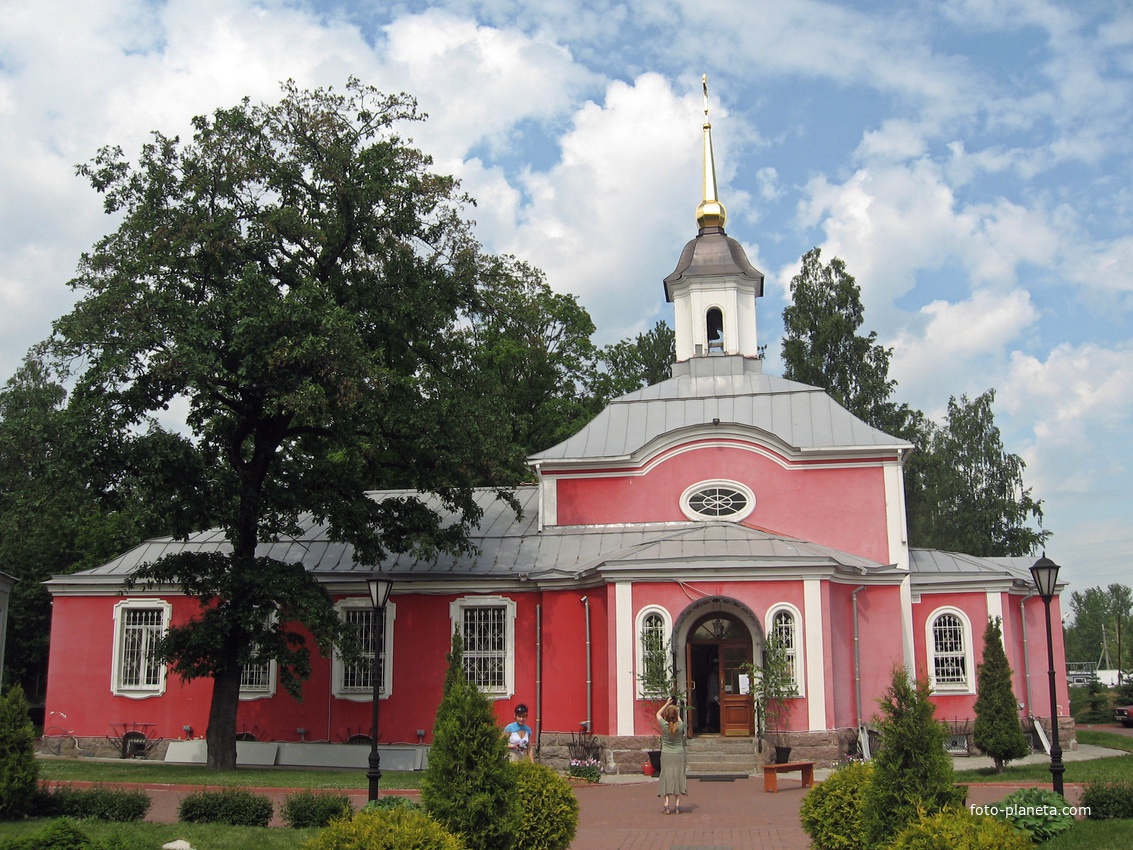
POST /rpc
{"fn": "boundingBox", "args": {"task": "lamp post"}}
[366,570,393,802]
[1030,555,1064,796]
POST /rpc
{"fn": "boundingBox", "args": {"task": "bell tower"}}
[664,76,764,363]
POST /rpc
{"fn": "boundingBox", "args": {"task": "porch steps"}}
[685,735,760,776]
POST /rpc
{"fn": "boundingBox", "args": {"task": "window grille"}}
[687,486,749,518]
[932,613,967,685]
[463,606,507,693]
[772,610,798,685]
[119,608,164,690]
[640,612,667,695]
[240,659,271,693]
[341,608,385,694]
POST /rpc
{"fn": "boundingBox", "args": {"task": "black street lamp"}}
[1030,555,1064,796]
[366,570,393,802]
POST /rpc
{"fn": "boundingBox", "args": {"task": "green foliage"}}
[31,785,151,822]
[303,806,463,850]
[904,390,1047,556]
[0,818,97,850]
[280,790,353,829]
[1081,780,1133,819]
[510,761,578,850]
[1064,583,1132,673]
[177,787,274,827]
[886,807,1032,850]
[594,320,675,399]
[860,667,966,847]
[988,787,1075,842]
[421,632,517,850]
[1079,679,1113,724]
[363,795,422,812]
[780,248,909,434]
[972,618,1029,771]
[798,760,873,850]
[0,687,38,820]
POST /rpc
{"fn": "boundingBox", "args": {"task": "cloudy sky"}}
[2,0,1130,593]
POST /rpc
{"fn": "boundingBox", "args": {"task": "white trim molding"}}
[110,598,172,699]
[333,598,396,702]
[926,606,975,694]
[449,595,516,699]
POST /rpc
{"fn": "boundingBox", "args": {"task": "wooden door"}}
[721,642,754,736]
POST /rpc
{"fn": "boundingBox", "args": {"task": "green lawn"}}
[954,729,1133,785]
[35,756,423,790]
[0,818,318,850]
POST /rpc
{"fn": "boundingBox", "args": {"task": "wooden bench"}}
[763,760,815,793]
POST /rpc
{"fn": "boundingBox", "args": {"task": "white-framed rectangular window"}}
[451,596,516,697]
[111,599,171,698]
[333,599,395,701]
[239,656,275,700]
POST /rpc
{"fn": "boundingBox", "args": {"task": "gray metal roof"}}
[49,485,890,590]
[530,355,911,463]
[908,549,1040,587]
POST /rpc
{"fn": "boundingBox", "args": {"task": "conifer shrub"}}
[510,761,578,850]
[0,686,38,820]
[990,787,1074,842]
[972,617,1029,772]
[887,807,1032,849]
[859,667,966,848]
[421,632,518,850]
[177,786,274,827]
[798,760,873,850]
[281,789,354,828]
[302,806,464,850]
[1081,780,1133,819]
[31,784,151,821]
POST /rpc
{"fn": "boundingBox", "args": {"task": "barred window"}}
[772,609,798,686]
[639,611,669,697]
[451,597,515,698]
[112,600,170,697]
[240,659,272,694]
[930,611,970,690]
[341,608,385,695]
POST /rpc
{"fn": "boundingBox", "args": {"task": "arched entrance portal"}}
[686,612,756,737]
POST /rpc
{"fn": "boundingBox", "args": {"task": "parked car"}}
[1115,705,1133,728]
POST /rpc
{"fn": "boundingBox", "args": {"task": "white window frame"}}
[111,598,171,699]
[332,598,396,702]
[766,603,805,697]
[926,607,974,694]
[450,596,516,699]
[635,606,673,698]
[679,479,757,522]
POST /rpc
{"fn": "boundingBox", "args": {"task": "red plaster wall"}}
[552,443,892,563]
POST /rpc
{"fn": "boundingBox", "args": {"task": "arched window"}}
[706,308,724,352]
[766,605,804,695]
[636,607,672,697]
[928,609,973,692]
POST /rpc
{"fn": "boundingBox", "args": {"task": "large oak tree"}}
[46,80,528,769]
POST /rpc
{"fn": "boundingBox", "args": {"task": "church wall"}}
[841,584,909,725]
[552,444,893,563]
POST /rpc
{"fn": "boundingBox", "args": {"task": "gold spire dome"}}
[695,74,726,231]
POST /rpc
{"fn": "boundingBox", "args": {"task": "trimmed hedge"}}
[510,762,578,850]
[32,785,151,822]
[799,760,873,850]
[281,789,353,828]
[0,816,128,850]
[1081,780,1133,820]
[177,787,273,827]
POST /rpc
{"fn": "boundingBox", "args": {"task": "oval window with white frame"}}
[680,480,756,522]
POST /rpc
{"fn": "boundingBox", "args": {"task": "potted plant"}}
[637,623,685,774]
[743,630,798,763]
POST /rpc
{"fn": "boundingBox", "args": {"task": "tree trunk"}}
[206,663,243,770]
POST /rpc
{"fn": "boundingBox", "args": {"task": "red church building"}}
[42,98,1070,773]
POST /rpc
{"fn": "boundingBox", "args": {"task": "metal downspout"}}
[581,596,592,732]
[853,585,870,758]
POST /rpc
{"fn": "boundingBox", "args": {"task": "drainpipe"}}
[1020,590,1036,716]
[581,596,592,732]
[536,603,543,753]
[852,586,866,728]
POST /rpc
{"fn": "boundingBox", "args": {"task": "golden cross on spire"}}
[696,74,726,230]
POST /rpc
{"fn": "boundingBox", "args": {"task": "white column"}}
[614,582,635,736]
[803,579,827,730]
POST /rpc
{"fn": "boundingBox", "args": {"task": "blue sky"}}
[2,0,1130,593]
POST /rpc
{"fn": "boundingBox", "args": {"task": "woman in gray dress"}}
[656,697,688,814]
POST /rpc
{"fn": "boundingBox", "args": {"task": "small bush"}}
[990,787,1074,842]
[0,820,129,850]
[799,760,873,850]
[31,785,151,822]
[302,806,464,850]
[1081,780,1133,820]
[0,686,38,820]
[510,761,578,850]
[177,786,273,827]
[887,807,1032,849]
[281,789,354,828]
